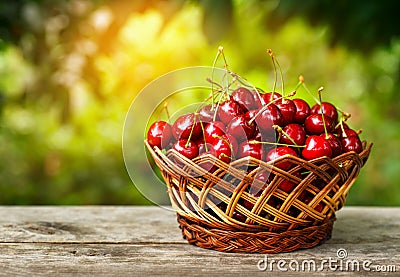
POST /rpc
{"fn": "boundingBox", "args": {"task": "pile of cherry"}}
[147,87,363,168]
[146,85,366,220]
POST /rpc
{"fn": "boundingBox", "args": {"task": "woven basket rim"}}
[146,141,371,217]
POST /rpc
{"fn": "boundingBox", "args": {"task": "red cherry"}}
[292,98,311,124]
[266,147,298,171]
[232,211,246,222]
[173,140,199,160]
[302,136,332,160]
[275,99,297,125]
[252,128,262,141]
[244,109,259,125]
[341,129,359,138]
[335,122,350,136]
[280,123,306,146]
[261,92,282,104]
[226,114,256,141]
[315,203,323,213]
[254,104,284,134]
[198,141,212,155]
[237,141,264,160]
[279,171,301,193]
[251,90,264,108]
[304,114,335,135]
[321,133,342,157]
[172,113,202,140]
[204,121,225,143]
[231,87,257,110]
[311,102,339,124]
[212,137,232,164]
[198,105,217,123]
[147,121,173,149]
[217,100,244,125]
[222,134,238,157]
[301,194,323,212]
[341,136,363,154]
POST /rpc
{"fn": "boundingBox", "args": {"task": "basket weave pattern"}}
[146,140,372,253]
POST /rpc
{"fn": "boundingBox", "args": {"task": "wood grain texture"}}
[0,206,399,276]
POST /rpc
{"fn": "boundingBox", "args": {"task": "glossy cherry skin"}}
[275,99,297,125]
[232,211,246,222]
[212,137,232,164]
[147,121,173,149]
[280,123,306,146]
[252,128,262,141]
[301,135,332,160]
[226,114,256,141]
[198,104,217,123]
[335,122,349,136]
[261,92,282,104]
[231,87,257,111]
[222,134,238,158]
[341,136,363,154]
[237,141,264,160]
[198,141,213,155]
[311,102,339,125]
[204,121,225,143]
[254,104,284,133]
[244,110,266,141]
[304,114,335,135]
[266,147,298,171]
[292,98,311,124]
[321,133,342,157]
[218,100,244,125]
[172,113,202,141]
[251,90,264,108]
[173,140,199,160]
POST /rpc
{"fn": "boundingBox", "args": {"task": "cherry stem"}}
[293,75,304,92]
[300,77,320,104]
[163,102,171,123]
[248,90,296,125]
[249,140,305,148]
[230,72,265,105]
[212,134,234,159]
[317,86,329,139]
[339,120,347,138]
[206,77,223,91]
[185,113,199,148]
[275,56,285,100]
[267,49,278,99]
[273,125,299,146]
[199,120,208,152]
[336,107,351,119]
[210,46,225,108]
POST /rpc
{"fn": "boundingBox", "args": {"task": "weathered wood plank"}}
[0,206,398,276]
[1,206,399,244]
[0,243,398,276]
[0,206,183,243]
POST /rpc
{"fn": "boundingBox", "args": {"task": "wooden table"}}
[0,206,398,276]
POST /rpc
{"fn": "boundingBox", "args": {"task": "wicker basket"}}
[145,140,372,253]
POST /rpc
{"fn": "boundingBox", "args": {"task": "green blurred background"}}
[1,0,399,205]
